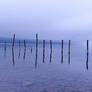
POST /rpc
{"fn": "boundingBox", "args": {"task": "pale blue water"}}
[0,40,92,92]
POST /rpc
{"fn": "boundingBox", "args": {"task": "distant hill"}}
[0,37,61,44]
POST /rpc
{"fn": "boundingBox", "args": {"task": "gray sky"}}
[0,0,92,40]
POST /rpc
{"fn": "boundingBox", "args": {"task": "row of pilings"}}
[1,34,89,70]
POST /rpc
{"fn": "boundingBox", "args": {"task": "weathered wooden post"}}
[43,40,45,63]
[61,40,63,64]
[68,40,71,64]
[86,40,89,70]
[12,34,15,65]
[18,40,21,58]
[35,34,38,68]
[23,40,26,60]
[12,34,15,49]
[50,40,52,63]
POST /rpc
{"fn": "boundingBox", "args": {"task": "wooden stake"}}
[50,40,52,63]
[86,40,89,70]
[61,40,63,64]
[68,40,71,64]
[18,40,21,58]
[12,34,15,65]
[43,40,45,63]
[23,40,26,60]
[35,34,38,68]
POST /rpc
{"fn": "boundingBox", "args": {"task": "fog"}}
[0,0,92,40]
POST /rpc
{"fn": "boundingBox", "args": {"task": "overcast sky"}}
[0,0,92,40]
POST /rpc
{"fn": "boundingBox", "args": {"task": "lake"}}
[0,40,92,92]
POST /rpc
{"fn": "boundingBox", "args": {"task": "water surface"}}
[0,41,92,92]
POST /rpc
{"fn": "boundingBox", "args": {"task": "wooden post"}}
[68,40,71,64]
[35,34,38,68]
[12,34,15,49]
[50,40,52,63]
[43,40,45,63]
[12,34,15,65]
[18,40,21,58]
[61,40,63,64]
[23,40,26,60]
[86,40,89,70]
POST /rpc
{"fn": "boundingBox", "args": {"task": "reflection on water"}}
[31,48,32,53]
[4,41,6,57]
[2,40,89,70]
[12,48,15,65]
[0,39,92,92]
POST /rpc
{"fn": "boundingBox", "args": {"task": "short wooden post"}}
[18,40,21,58]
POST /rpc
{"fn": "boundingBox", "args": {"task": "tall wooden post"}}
[68,40,71,64]
[35,34,38,68]
[23,40,26,60]
[61,40,63,64]
[86,40,89,70]
[50,40,52,63]
[12,34,15,65]
[43,40,45,63]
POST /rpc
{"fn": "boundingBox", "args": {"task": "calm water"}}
[0,41,92,92]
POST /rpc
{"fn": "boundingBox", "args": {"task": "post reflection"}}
[12,48,15,65]
[31,48,32,53]
[4,41,6,57]
[0,34,90,70]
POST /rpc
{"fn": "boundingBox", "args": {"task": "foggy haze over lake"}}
[0,0,92,40]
